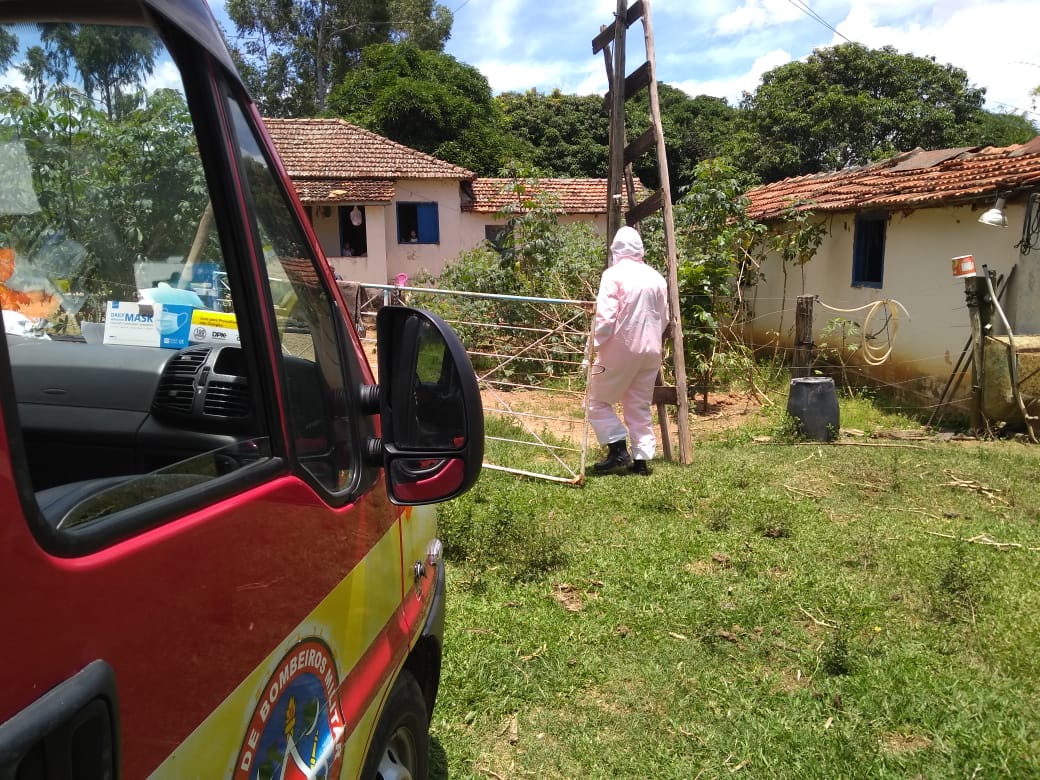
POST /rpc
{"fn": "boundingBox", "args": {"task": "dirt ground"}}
[481,385,764,449]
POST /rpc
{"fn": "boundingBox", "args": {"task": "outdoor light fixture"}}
[350,205,363,226]
[978,195,1008,227]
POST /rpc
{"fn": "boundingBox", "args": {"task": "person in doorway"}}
[587,225,669,476]
[341,241,355,256]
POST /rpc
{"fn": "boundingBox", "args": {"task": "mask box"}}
[155,303,194,349]
[102,301,193,348]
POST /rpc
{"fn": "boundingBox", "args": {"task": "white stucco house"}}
[262,118,623,286]
[742,138,1040,408]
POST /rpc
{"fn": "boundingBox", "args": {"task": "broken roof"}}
[746,138,1040,222]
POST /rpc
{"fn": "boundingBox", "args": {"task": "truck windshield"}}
[0,22,230,339]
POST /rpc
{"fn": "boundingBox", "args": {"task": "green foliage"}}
[437,477,567,582]
[817,316,862,390]
[36,23,161,120]
[0,85,210,320]
[968,110,1039,146]
[673,158,767,376]
[496,89,609,179]
[430,167,602,380]
[736,42,989,182]
[327,42,508,173]
[226,0,452,115]
[627,84,739,198]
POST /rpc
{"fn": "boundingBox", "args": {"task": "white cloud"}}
[839,1,1040,114]
[715,0,804,35]
[0,66,28,94]
[673,48,793,103]
[475,58,582,95]
[144,60,184,94]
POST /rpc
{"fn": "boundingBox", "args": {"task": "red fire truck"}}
[0,1,483,777]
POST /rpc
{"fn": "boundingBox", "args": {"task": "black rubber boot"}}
[629,459,650,476]
[593,439,633,474]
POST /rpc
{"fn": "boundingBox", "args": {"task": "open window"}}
[397,202,439,244]
[852,212,886,288]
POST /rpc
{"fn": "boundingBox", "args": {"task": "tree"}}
[626,84,739,197]
[387,0,452,49]
[18,46,49,102]
[225,0,452,116]
[0,27,17,71]
[497,89,609,179]
[327,42,509,174]
[0,86,209,315]
[968,111,1038,147]
[673,158,768,375]
[37,24,161,119]
[736,43,987,182]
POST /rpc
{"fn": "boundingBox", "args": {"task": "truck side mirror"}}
[373,307,483,504]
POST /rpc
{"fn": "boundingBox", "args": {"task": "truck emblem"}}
[235,638,345,779]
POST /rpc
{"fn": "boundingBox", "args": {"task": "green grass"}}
[431,398,1040,779]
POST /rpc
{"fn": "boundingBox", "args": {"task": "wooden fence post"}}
[793,295,814,378]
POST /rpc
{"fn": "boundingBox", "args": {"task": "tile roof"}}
[464,178,649,215]
[263,117,476,181]
[292,178,395,204]
[746,138,1040,222]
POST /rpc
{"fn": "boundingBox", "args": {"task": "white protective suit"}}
[588,226,669,461]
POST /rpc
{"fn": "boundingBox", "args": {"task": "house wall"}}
[457,213,609,250]
[323,207,388,284]
[308,182,610,286]
[744,201,1028,400]
[382,179,467,285]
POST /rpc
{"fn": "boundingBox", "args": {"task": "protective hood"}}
[609,226,644,266]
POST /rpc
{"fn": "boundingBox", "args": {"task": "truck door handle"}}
[0,660,119,779]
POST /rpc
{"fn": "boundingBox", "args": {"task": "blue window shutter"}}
[417,203,439,243]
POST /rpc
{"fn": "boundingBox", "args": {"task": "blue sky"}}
[204,1,1039,121]
[436,0,1040,121]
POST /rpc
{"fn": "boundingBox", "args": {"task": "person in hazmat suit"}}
[587,225,669,475]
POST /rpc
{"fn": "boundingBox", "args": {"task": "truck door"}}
[0,8,400,777]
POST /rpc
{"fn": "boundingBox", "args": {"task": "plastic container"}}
[787,377,840,441]
[951,254,976,277]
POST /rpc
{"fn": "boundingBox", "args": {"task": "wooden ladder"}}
[593,0,692,464]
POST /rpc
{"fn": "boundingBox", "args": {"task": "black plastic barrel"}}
[786,377,840,441]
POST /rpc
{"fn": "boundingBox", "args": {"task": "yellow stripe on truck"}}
[150,513,407,778]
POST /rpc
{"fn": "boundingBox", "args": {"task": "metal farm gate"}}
[355,283,595,485]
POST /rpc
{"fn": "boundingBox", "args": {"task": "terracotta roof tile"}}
[263,117,476,181]
[746,143,1040,222]
[292,178,394,204]
[465,178,649,215]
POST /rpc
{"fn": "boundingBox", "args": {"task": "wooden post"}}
[606,0,627,248]
[965,274,981,434]
[640,0,691,464]
[966,274,990,433]
[793,295,814,378]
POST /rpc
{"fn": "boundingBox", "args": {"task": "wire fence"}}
[355,283,595,484]
[349,282,1000,483]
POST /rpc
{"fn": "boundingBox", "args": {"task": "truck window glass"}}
[225,99,358,494]
[0,22,272,535]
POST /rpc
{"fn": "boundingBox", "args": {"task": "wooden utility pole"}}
[606,0,627,242]
[593,0,692,464]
